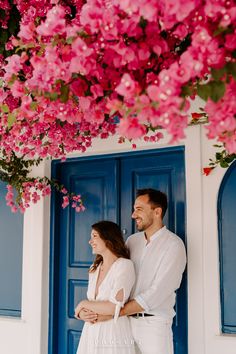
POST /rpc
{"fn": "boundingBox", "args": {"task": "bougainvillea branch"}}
[0,152,84,212]
[203,144,236,176]
[0,0,236,211]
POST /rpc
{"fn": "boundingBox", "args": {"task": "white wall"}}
[201,131,236,354]
[0,125,235,354]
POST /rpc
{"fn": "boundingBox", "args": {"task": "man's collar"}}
[144,225,166,243]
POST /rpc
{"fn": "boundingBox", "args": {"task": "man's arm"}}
[132,241,186,313]
[120,299,144,316]
[77,299,144,322]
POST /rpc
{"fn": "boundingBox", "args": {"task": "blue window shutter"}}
[0,181,23,317]
[218,161,236,334]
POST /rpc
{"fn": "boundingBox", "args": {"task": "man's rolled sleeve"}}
[134,295,150,312]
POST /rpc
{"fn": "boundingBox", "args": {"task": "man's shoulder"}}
[163,228,186,249]
[126,232,143,245]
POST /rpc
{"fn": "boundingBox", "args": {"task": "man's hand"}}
[120,299,144,316]
[77,308,98,323]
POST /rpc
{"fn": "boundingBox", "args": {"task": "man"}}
[78,188,186,354]
[120,188,186,354]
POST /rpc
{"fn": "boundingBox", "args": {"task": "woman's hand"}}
[74,300,88,319]
[78,308,98,323]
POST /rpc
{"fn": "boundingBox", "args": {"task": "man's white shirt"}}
[126,226,187,320]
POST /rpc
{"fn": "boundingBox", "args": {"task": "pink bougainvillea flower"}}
[115,74,139,99]
[36,5,66,36]
[118,117,146,140]
[3,54,22,81]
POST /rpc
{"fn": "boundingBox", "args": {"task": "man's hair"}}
[136,188,168,218]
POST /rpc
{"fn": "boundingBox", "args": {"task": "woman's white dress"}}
[76,257,136,354]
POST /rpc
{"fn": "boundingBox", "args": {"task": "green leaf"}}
[49,92,58,101]
[215,152,223,160]
[139,17,148,29]
[66,37,74,44]
[220,159,229,168]
[197,84,212,101]
[181,84,194,97]
[59,84,69,103]
[1,104,9,113]
[213,144,224,148]
[71,73,79,79]
[225,155,236,163]
[30,102,38,111]
[8,74,18,86]
[0,30,8,43]
[209,81,225,102]
[77,30,89,39]
[7,113,16,128]
[226,62,236,80]
[213,27,232,36]
[211,67,226,81]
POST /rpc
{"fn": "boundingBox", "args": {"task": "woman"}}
[75,220,136,354]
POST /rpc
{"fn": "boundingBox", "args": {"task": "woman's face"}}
[89,229,107,255]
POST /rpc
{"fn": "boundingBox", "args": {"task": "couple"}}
[75,188,187,354]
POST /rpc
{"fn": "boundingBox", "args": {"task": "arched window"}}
[0,181,23,317]
[218,161,236,334]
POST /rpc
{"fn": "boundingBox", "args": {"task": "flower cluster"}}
[5,179,85,213]
[203,144,236,176]
[5,182,51,213]
[0,0,236,210]
[0,152,84,213]
[0,0,11,28]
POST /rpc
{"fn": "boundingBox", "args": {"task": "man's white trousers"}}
[129,316,174,354]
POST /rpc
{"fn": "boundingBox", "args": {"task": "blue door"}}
[49,147,187,354]
[218,161,236,334]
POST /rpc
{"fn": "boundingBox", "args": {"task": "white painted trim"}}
[185,126,205,354]
[201,130,236,353]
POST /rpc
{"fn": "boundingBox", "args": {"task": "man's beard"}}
[136,218,153,231]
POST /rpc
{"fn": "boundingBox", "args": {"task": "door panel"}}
[52,159,119,354]
[50,148,187,354]
[120,148,186,354]
[120,148,185,236]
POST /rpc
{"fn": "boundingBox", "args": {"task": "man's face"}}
[132,194,157,231]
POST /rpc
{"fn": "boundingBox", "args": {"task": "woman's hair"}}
[89,220,130,272]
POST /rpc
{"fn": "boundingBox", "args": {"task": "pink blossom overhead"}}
[0,0,236,210]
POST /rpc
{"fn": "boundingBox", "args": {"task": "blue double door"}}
[49,147,187,354]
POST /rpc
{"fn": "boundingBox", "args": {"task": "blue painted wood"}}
[0,181,23,317]
[120,147,187,354]
[218,161,236,334]
[50,159,119,354]
[49,147,187,354]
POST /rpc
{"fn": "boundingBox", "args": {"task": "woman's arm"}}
[75,300,116,318]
